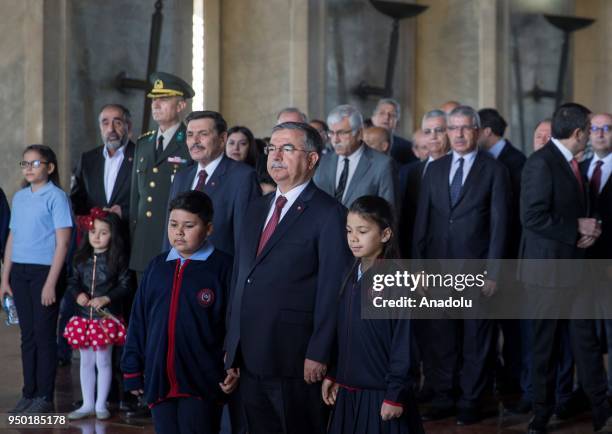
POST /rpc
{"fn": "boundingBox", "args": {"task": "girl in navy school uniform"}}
[0,145,73,414]
[122,190,238,434]
[63,208,131,421]
[322,195,424,434]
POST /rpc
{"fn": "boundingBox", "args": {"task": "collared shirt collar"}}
[452,149,478,164]
[551,137,574,162]
[198,153,224,179]
[275,179,310,203]
[157,122,181,150]
[30,181,54,195]
[102,144,126,160]
[591,152,612,166]
[166,240,214,264]
[488,138,506,159]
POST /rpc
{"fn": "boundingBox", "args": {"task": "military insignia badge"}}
[168,156,188,164]
[197,288,215,307]
[177,131,185,141]
[153,79,164,90]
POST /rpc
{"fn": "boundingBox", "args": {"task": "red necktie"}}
[194,170,208,192]
[590,160,603,196]
[570,158,584,193]
[257,195,288,256]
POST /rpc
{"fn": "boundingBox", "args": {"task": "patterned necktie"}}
[449,157,464,207]
[257,195,288,256]
[156,135,164,159]
[194,170,208,192]
[335,158,350,201]
[570,158,584,195]
[590,160,603,197]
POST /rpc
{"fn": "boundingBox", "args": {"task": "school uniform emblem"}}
[197,288,215,307]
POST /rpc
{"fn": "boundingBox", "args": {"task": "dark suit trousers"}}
[151,397,222,434]
[241,369,327,434]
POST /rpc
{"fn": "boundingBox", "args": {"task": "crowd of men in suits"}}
[66,71,612,434]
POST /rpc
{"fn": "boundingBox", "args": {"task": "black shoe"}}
[552,401,576,420]
[8,397,33,414]
[506,398,533,415]
[421,406,454,421]
[57,358,71,367]
[593,403,612,432]
[125,407,151,419]
[456,406,483,425]
[526,421,548,434]
[24,397,54,413]
[119,400,138,412]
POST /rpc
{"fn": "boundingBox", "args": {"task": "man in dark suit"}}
[519,103,611,433]
[371,98,417,165]
[314,104,397,209]
[129,72,193,277]
[71,104,135,220]
[399,109,449,257]
[478,108,528,400]
[164,111,260,256]
[224,122,352,434]
[413,105,510,425]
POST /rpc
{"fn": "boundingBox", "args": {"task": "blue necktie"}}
[450,157,464,207]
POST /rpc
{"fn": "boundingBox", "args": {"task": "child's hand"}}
[76,293,90,307]
[41,283,56,306]
[219,368,240,394]
[380,402,403,421]
[0,281,12,297]
[89,296,110,310]
[130,389,144,396]
[321,378,339,406]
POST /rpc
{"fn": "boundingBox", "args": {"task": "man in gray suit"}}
[314,104,397,209]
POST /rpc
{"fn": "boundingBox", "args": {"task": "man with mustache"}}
[314,104,397,209]
[71,103,135,221]
[164,110,260,256]
[128,72,193,279]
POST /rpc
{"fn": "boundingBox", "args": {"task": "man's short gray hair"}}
[276,107,309,123]
[448,105,481,129]
[327,105,364,134]
[421,109,447,127]
[271,121,323,155]
[98,103,132,125]
[373,98,401,120]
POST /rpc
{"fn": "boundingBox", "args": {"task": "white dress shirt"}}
[103,145,125,203]
[448,150,478,185]
[191,153,223,190]
[587,152,612,193]
[264,180,310,226]
[335,144,365,201]
[551,137,574,163]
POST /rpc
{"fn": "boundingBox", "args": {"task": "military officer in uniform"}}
[129,72,194,279]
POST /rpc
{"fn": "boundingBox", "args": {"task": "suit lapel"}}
[325,153,339,192]
[245,194,275,267]
[91,150,107,205]
[156,124,186,165]
[204,155,229,197]
[454,151,485,207]
[250,182,315,269]
[109,141,135,204]
[344,145,371,202]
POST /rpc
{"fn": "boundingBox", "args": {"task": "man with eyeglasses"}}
[413,105,510,425]
[314,104,397,209]
[371,98,418,165]
[224,122,352,434]
[163,110,260,257]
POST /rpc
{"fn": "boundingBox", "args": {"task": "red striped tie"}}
[257,196,288,256]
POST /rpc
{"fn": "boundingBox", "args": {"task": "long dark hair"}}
[73,212,127,276]
[226,126,259,167]
[340,196,399,295]
[22,144,61,188]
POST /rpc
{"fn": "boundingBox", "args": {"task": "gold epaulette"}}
[138,130,155,140]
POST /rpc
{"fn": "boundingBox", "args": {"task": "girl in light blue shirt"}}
[1,145,73,414]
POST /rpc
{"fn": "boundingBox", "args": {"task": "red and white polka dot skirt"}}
[63,316,127,351]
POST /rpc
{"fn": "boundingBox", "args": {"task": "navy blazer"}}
[398,160,426,258]
[71,141,135,220]
[518,142,587,287]
[391,134,418,165]
[164,155,261,256]
[413,151,510,278]
[581,157,612,259]
[224,181,353,378]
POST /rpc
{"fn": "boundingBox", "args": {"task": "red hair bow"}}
[76,207,110,232]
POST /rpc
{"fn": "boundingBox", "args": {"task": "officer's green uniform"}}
[128,72,195,273]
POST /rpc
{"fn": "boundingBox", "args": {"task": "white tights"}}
[78,347,112,413]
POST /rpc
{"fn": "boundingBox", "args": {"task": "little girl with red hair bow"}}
[63,208,133,420]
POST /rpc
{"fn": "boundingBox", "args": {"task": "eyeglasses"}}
[447,125,478,133]
[19,160,49,169]
[591,125,611,134]
[264,144,311,155]
[328,129,354,139]
[423,127,447,135]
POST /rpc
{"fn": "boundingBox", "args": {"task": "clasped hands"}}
[577,218,602,249]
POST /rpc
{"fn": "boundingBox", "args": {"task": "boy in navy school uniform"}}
[122,190,239,434]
